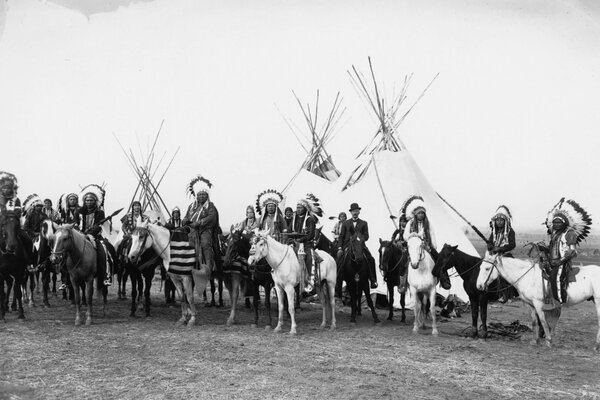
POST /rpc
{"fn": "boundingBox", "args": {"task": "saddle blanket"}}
[169,230,195,275]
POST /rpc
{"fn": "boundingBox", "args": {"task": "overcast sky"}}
[1,0,599,231]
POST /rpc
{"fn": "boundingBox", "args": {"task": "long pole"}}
[436,193,489,243]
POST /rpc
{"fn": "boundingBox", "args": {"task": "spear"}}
[436,193,489,243]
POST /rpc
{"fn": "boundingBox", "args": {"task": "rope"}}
[371,154,397,230]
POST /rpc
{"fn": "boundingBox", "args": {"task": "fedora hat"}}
[349,203,361,212]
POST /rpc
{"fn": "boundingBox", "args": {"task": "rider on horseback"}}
[238,205,259,236]
[539,198,592,304]
[120,200,145,235]
[256,190,285,241]
[42,199,61,223]
[78,184,113,286]
[391,214,410,294]
[59,193,81,225]
[183,175,221,273]
[164,206,183,230]
[487,205,517,303]
[0,171,22,217]
[22,194,45,240]
[336,202,378,293]
[401,196,451,290]
[292,194,324,291]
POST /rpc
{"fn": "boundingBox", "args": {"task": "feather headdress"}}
[402,195,425,219]
[23,194,42,215]
[296,193,323,218]
[186,175,212,198]
[58,193,79,214]
[255,189,283,215]
[490,205,512,238]
[0,171,18,196]
[79,184,105,209]
[545,198,592,245]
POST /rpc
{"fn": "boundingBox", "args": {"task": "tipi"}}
[337,58,475,302]
[281,91,345,212]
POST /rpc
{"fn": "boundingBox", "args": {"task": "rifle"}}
[84,207,124,234]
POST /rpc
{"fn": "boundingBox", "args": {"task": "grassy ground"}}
[1,276,599,400]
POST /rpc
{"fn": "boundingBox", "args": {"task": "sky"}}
[1,0,599,232]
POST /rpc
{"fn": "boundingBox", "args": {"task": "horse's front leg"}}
[533,302,553,347]
[14,279,24,319]
[479,294,490,338]
[411,286,420,333]
[429,288,438,336]
[363,286,380,324]
[218,277,224,308]
[41,266,51,307]
[144,271,152,317]
[400,292,406,323]
[593,296,600,352]
[273,285,285,333]
[285,284,297,335]
[349,281,357,323]
[73,281,81,326]
[328,279,336,330]
[130,270,138,317]
[265,282,273,329]
[387,281,394,321]
[85,278,94,326]
[185,277,196,328]
[526,303,540,345]
[0,278,6,321]
[226,274,239,326]
[470,294,480,338]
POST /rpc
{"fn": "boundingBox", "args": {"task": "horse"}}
[476,251,600,351]
[0,210,27,320]
[222,228,274,328]
[128,218,208,327]
[248,232,301,334]
[31,223,59,307]
[406,233,438,335]
[119,236,162,318]
[435,244,501,338]
[339,233,380,324]
[378,239,407,322]
[49,225,108,326]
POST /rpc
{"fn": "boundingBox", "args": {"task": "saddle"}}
[538,252,570,306]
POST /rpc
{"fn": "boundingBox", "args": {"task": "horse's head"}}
[349,232,364,261]
[224,227,251,266]
[0,210,20,255]
[41,219,58,242]
[476,251,500,291]
[248,232,268,266]
[435,244,458,274]
[128,218,152,263]
[50,225,74,265]
[378,238,399,274]
[406,233,426,269]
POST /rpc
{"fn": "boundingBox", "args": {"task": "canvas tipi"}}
[337,59,475,302]
[281,91,345,213]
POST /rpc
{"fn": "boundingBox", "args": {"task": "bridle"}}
[250,236,289,271]
[130,225,171,269]
[379,242,402,274]
[0,213,18,256]
[51,228,84,270]
[407,234,425,267]
[480,254,535,289]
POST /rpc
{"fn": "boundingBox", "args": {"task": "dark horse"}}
[118,237,162,318]
[223,229,273,327]
[0,210,27,320]
[435,244,501,338]
[50,225,108,326]
[32,221,60,307]
[378,239,407,322]
[340,233,380,323]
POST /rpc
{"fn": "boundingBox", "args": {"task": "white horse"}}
[313,248,337,330]
[247,232,301,334]
[476,251,600,351]
[406,233,439,336]
[128,218,210,327]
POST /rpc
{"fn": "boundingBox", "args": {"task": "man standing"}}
[183,176,220,272]
[541,198,591,304]
[337,203,378,292]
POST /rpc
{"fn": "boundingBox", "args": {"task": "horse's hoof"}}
[175,319,186,326]
[479,330,489,339]
[250,323,257,329]
[330,324,336,331]
[400,316,406,323]
[545,339,552,348]
[432,329,439,336]
[289,329,297,335]
[187,317,196,327]
[374,318,381,324]
[530,338,539,346]
[17,315,25,320]
[274,327,282,333]
[412,327,419,334]
[387,316,393,321]
[226,319,234,327]
[264,326,271,331]
[75,319,81,326]
[469,329,478,339]
[10,305,17,311]
[85,319,92,326]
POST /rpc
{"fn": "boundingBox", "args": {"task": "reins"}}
[133,226,173,271]
[482,256,536,289]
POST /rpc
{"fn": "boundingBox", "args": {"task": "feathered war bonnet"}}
[402,195,426,220]
[79,184,105,210]
[255,189,283,216]
[490,205,512,237]
[22,194,42,215]
[59,193,79,214]
[296,193,324,219]
[186,175,212,201]
[545,198,592,245]
[0,171,18,197]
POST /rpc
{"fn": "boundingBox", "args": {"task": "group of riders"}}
[0,169,592,306]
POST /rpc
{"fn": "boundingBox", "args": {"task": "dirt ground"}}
[1,277,599,400]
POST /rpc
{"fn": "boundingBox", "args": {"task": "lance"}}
[436,193,489,243]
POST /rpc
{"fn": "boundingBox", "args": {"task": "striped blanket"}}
[168,230,196,275]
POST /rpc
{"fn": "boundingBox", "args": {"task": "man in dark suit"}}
[335,203,378,296]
